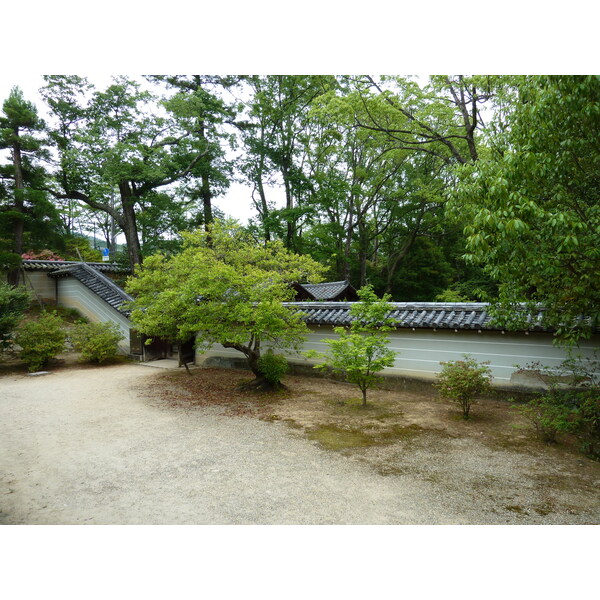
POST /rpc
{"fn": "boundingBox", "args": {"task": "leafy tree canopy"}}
[449,75,600,343]
[125,220,325,381]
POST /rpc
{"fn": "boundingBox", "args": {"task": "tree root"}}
[239,377,287,393]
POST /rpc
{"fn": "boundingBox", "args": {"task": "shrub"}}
[0,283,31,351]
[572,390,600,459]
[21,249,64,261]
[436,355,493,419]
[71,321,123,363]
[515,394,578,443]
[512,357,600,457]
[16,312,66,372]
[258,350,289,385]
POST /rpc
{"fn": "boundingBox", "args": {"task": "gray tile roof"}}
[48,263,133,316]
[293,280,358,301]
[285,301,555,332]
[22,259,128,273]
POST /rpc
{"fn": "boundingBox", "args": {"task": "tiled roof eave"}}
[49,263,133,317]
[283,301,580,333]
[22,259,129,273]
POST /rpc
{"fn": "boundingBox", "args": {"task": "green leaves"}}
[436,356,492,419]
[450,75,600,343]
[307,286,397,406]
[126,220,325,375]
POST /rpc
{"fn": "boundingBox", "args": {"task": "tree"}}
[149,75,238,232]
[125,221,324,387]
[1,87,61,284]
[306,286,396,406]
[41,76,216,271]
[449,76,600,343]
[240,76,335,248]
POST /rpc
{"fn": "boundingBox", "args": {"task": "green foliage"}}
[516,394,578,443]
[450,76,600,343]
[435,355,493,419]
[572,390,600,459]
[71,321,123,363]
[257,350,289,385]
[126,220,324,379]
[54,306,88,323]
[1,87,63,267]
[514,357,600,457]
[0,251,22,274]
[61,236,103,262]
[15,311,66,372]
[434,289,471,302]
[0,283,30,350]
[306,286,396,406]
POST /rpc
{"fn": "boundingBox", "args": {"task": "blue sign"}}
[102,248,110,257]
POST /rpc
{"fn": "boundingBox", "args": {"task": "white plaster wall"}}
[196,326,600,389]
[57,279,132,354]
[21,271,56,302]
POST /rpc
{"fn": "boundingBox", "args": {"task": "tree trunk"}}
[358,220,368,287]
[280,152,297,250]
[198,121,213,231]
[221,340,261,378]
[201,170,212,228]
[361,387,367,407]
[255,153,271,243]
[119,180,143,271]
[7,132,25,286]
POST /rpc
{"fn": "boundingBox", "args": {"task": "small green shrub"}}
[71,321,123,363]
[436,355,493,419]
[258,350,289,385]
[0,283,31,351]
[513,357,600,458]
[16,312,66,372]
[571,390,600,458]
[56,306,89,323]
[515,394,578,443]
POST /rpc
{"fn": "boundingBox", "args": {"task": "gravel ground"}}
[0,362,597,524]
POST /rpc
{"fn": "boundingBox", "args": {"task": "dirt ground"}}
[152,367,600,523]
[1,353,599,524]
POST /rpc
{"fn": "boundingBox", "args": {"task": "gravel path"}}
[0,363,596,524]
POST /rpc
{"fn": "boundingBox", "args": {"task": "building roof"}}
[22,259,128,274]
[285,301,562,332]
[292,280,358,301]
[48,263,133,316]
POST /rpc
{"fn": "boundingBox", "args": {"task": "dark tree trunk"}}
[7,132,25,286]
[280,153,296,250]
[221,339,262,378]
[255,152,271,243]
[201,170,213,228]
[119,180,143,271]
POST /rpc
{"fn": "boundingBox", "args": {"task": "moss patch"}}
[306,423,426,451]
[307,426,376,450]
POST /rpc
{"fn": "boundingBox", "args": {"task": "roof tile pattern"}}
[285,301,552,332]
[49,263,133,316]
[300,281,354,301]
[23,259,128,273]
